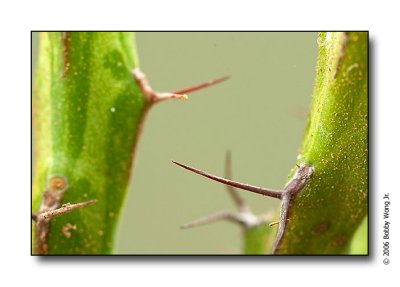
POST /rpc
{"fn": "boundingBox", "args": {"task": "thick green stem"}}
[276,32,368,254]
[32,32,147,254]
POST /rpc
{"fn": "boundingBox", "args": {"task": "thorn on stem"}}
[36,199,97,223]
[132,68,229,104]
[172,160,283,199]
[173,156,314,254]
[173,76,230,95]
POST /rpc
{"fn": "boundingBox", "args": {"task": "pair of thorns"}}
[134,69,314,253]
[173,155,314,254]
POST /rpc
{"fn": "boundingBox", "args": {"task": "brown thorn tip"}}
[172,160,283,199]
[68,199,97,208]
[84,199,97,205]
[173,75,230,95]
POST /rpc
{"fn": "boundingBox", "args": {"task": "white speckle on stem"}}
[110,107,116,113]
[326,32,332,44]
[318,32,333,48]
[346,63,359,77]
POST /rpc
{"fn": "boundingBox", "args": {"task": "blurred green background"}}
[33,32,365,254]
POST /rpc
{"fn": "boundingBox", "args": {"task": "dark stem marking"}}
[61,32,71,78]
[173,159,314,254]
[33,175,97,254]
[333,32,349,79]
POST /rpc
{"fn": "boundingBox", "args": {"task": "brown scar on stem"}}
[313,221,330,235]
[33,175,97,254]
[172,160,314,254]
[333,32,349,79]
[37,175,69,217]
[61,32,71,78]
[179,152,272,231]
[333,234,347,246]
[63,223,78,238]
[33,199,96,254]
[132,68,229,104]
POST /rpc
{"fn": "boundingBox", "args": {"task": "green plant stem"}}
[32,32,147,254]
[275,32,368,254]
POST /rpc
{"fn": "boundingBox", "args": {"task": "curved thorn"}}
[173,76,230,95]
[271,193,291,254]
[172,161,283,199]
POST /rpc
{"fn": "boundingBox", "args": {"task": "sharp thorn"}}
[37,199,97,222]
[173,76,230,95]
[172,160,283,199]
